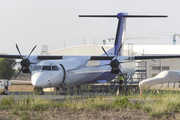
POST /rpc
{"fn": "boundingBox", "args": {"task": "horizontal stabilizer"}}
[79,14,168,18]
[79,15,117,17]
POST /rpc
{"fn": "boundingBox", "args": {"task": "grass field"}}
[0,90,180,119]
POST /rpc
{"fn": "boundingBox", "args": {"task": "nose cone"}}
[31,72,47,87]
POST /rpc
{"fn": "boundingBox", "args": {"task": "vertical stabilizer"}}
[79,13,167,56]
[114,13,127,56]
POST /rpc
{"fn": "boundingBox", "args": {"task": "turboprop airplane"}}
[1,12,180,94]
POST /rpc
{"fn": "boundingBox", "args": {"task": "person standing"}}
[118,75,124,86]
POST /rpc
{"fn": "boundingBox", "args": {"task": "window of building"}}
[152,66,169,71]
[162,66,169,71]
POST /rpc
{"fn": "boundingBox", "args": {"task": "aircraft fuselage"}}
[31,59,135,88]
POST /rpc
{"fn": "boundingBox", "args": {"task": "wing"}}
[89,55,180,60]
[1,54,180,61]
[133,55,180,60]
[0,54,22,59]
[37,56,63,60]
[2,54,179,61]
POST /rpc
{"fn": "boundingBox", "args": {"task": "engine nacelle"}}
[111,68,119,74]
[22,68,30,73]
[119,60,136,76]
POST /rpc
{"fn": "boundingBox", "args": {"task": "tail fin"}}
[114,13,127,56]
[79,13,167,56]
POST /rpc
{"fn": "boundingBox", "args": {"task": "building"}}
[124,45,180,78]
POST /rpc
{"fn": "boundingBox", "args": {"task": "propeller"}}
[15,44,37,78]
[101,44,124,80]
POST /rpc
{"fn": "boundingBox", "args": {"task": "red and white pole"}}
[117,88,119,96]
[140,90,142,96]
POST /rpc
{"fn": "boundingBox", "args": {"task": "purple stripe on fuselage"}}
[85,72,116,84]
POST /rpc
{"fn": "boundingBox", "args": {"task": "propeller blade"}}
[94,64,110,67]
[100,64,110,66]
[101,46,111,60]
[30,62,37,64]
[107,71,112,81]
[15,67,23,79]
[27,45,37,59]
[16,44,22,58]
[117,68,123,75]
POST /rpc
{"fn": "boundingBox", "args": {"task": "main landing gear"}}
[34,87,44,95]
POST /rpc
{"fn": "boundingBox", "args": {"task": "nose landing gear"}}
[34,87,44,95]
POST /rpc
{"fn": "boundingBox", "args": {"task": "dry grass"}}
[0,90,180,119]
[0,109,155,120]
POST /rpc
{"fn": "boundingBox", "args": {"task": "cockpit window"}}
[34,66,42,71]
[52,66,59,71]
[33,65,59,71]
[42,66,51,71]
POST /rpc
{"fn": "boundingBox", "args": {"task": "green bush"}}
[89,103,111,110]
[112,97,131,108]
[142,106,152,112]
[150,110,167,118]
[31,103,49,111]
[11,109,19,115]
[15,104,29,111]
[131,101,141,109]
[1,97,14,106]
[22,97,31,106]
[36,115,43,120]
[56,101,64,108]
[167,101,180,112]
[20,111,30,120]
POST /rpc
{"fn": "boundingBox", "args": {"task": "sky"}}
[0,0,180,55]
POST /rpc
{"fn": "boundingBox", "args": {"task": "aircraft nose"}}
[31,72,46,87]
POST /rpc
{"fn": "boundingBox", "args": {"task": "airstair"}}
[129,61,147,83]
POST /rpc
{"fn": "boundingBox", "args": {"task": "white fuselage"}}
[31,58,135,88]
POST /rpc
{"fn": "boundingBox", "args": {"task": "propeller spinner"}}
[15,44,37,78]
[101,44,124,80]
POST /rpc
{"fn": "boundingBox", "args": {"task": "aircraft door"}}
[43,64,64,86]
[60,64,66,83]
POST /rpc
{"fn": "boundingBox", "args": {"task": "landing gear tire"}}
[34,87,44,95]
[1,91,8,95]
[55,87,60,95]
[76,86,82,95]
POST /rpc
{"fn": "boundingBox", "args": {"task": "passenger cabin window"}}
[52,66,59,71]
[42,66,51,71]
[34,66,42,71]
